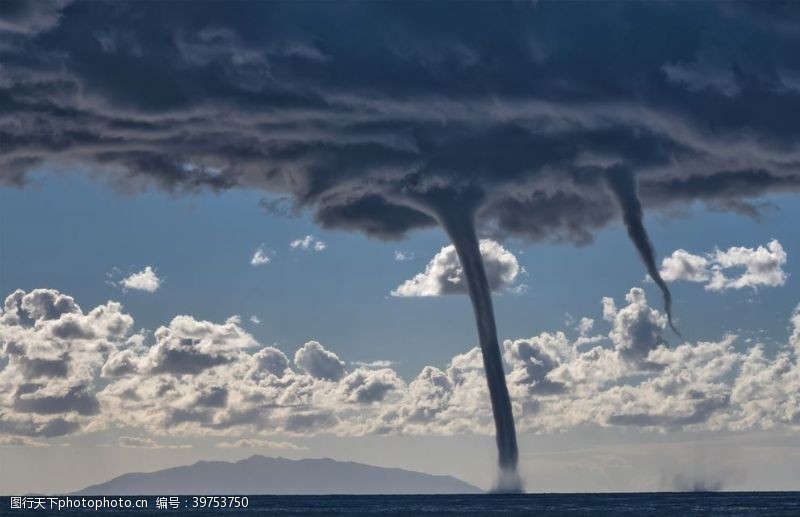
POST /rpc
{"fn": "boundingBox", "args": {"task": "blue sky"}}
[1,169,797,378]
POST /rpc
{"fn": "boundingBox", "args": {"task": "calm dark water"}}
[2,493,799,516]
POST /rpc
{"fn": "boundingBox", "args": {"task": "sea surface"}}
[2,493,799,516]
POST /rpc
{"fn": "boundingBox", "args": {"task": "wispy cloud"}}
[214,439,307,450]
[394,251,415,261]
[290,235,326,252]
[250,245,272,266]
[117,436,190,449]
[352,360,396,368]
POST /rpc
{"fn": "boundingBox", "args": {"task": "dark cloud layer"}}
[2,1,800,242]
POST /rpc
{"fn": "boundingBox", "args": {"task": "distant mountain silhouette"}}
[73,455,481,495]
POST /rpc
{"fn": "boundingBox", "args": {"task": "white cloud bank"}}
[391,240,526,297]
[120,266,161,293]
[1,287,799,446]
[660,239,788,291]
[290,235,326,252]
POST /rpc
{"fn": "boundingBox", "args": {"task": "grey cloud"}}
[49,318,96,340]
[165,408,214,427]
[399,366,453,424]
[284,411,337,433]
[339,368,404,404]
[0,416,80,438]
[150,346,234,376]
[607,394,731,430]
[194,386,228,408]
[503,335,567,396]
[294,341,345,381]
[143,315,256,375]
[603,288,667,366]
[250,347,290,378]
[101,349,139,377]
[0,0,72,35]
[13,383,100,416]
[1,289,81,326]
[18,354,69,379]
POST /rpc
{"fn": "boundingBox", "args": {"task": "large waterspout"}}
[414,192,522,492]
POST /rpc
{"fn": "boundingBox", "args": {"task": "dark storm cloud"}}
[1,1,799,240]
[0,0,71,35]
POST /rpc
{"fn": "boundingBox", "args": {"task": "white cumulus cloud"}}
[708,240,788,291]
[660,249,711,283]
[659,240,787,292]
[391,240,525,297]
[120,266,161,293]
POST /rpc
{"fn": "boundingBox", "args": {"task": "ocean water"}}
[2,493,799,516]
